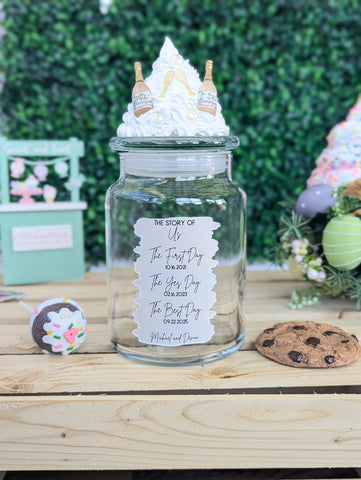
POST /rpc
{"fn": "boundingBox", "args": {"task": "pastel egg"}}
[295,184,336,218]
[322,215,361,271]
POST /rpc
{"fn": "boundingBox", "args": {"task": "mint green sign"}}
[0,138,87,285]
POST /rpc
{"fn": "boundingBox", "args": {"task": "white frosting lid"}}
[117,38,230,137]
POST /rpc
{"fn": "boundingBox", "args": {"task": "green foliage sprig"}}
[275,187,361,309]
[330,185,361,217]
[279,211,312,241]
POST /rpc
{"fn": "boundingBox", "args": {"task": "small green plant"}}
[274,187,361,309]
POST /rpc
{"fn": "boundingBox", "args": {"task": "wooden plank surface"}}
[1,349,361,395]
[1,271,361,352]
[1,393,361,470]
[1,271,361,394]
[1,271,361,472]
[2,270,360,322]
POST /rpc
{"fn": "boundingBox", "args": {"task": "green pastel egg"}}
[322,215,361,271]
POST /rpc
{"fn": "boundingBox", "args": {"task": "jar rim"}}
[109,136,239,152]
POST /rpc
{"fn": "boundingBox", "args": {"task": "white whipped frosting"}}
[117,38,229,137]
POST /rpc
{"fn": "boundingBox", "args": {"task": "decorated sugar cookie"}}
[30,297,87,355]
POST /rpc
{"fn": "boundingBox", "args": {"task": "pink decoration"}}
[10,174,43,204]
[10,158,25,178]
[64,327,79,344]
[10,187,43,204]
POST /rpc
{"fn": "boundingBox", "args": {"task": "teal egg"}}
[322,215,361,271]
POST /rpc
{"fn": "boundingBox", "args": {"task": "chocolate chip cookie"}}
[255,321,361,368]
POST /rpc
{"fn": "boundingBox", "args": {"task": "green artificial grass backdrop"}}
[2,0,361,264]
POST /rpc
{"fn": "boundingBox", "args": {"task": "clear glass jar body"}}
[106,137,246,365]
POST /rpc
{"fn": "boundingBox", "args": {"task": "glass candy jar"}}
[106,136,246,365]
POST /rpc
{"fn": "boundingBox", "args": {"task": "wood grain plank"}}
[0,298,107,324]
[0,324,113,355]
[1,316,361,355]
[1,271,361,473]
[1,271,360,354]
[1,270,360,327]
[1,394,361,470]
[2,270,359,320]
[1,349,361,394]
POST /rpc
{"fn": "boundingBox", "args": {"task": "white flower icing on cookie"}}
[30,297,87,355]
[43,307,87,354]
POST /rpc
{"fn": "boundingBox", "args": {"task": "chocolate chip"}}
[292,325,306,330]
[341,340,350,344]
[263,328,275,333]
[352,334,359,342]
[288,350,303,363]
[262,339,274,348]
[324,331,337,336]
[306,337,320,347]
[325,355,336,364]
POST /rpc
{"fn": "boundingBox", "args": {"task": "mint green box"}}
[0,138,87,285]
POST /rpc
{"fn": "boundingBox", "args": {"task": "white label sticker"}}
[12,224,73,252]
[132,91,153,113]
[133,217,220,346]
[197,90,218,110]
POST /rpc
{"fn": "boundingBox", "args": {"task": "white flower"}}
[307,269,319,280]
[315,271,326,283]
[294,254,303,263]
[291,239,302,249]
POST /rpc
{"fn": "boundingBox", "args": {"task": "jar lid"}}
[109,136,239,152]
